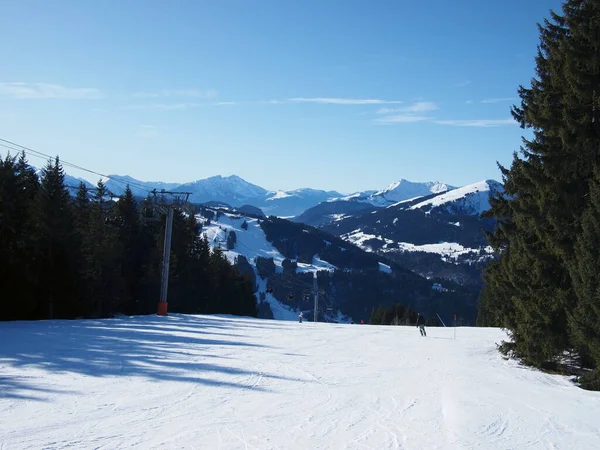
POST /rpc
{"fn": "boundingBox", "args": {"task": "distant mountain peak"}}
[356,179,456,207]
[207,174,244,181]
[375,179,452,196]
[408,179,503,215]
[267,190,294,201]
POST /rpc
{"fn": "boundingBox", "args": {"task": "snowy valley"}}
[195,206,477,325]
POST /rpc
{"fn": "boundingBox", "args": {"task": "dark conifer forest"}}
[0,153,258,321]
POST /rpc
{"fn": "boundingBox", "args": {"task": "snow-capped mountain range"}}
[303,179,505,287]
[83,174,342,217]
[296,179,504,228]
[335,179,455,207]
[50,163,502,219]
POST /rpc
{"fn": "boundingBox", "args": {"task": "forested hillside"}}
[0,153,257,321]
[256,216,479,324]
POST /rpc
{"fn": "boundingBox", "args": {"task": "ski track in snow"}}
[1,315,600,449]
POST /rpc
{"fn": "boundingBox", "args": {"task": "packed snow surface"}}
[2,315,599,449]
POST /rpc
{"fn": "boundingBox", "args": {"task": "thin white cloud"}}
[213,101,238,106]
[131,92,161,99]
[481,97,515,104]
[134,124,158,138]
[374,101,438,124]
[455,80,472,87]
[376,102,438,115]
[402,101,438,113]
[167,89,217,98]
[259,99,286,104]
[376,107,401,114]
[289,97,403,105]
[465,100,473,104]
[375,115,429,124]
[121,103,201,111]
[132,89,217,99]
[433,118,517,127]
[373,100,516,127]
[0,82,103,99]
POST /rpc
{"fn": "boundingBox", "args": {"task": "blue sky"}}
[0,0,563,192]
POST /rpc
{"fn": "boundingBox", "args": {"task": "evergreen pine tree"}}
[480,0,600,376]
[234,272,258,317]
[72,182,92,313]
[193,233,213,313]
[82,180,121,317]
[168,209,204,313]
[369,305,385,325]
[34,157,78,318]
[115,185,143,315]
[73,182,91,226]
[226,230,237,250]
[136,196,162,314]
[0,152,40,320]
[570,173,600,389]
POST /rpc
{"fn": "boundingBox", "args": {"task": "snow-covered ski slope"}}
[2,315,599,449]
[200,212,346,322]
[201,213,335,275]
[200,212,333,321]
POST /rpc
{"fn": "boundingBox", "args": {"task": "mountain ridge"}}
[300,179,503,287]
[333,179,457,207]
[56,170,480,218]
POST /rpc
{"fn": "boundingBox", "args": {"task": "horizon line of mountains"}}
[59,171,502,218]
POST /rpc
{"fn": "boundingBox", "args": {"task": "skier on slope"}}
[299,312,303,323]
[416,313,427,337]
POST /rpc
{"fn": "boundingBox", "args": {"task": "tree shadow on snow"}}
[176,314,295,331]
[0,376,79,401]
[0,314,305,401]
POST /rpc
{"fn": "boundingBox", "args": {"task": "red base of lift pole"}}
[157,301,168,316]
